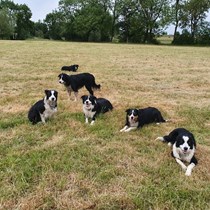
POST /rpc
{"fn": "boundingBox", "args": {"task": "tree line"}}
[0,0,210,44]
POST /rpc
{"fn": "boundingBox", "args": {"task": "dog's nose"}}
[85,101,89,105]
[51,98,55,101]
[184,147,188,151]
[131,116,134,120]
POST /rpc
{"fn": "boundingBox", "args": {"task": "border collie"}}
[81,95,113,125]
[58,73,100,101]
[156,128,197,176]
[28,90,58,124]
[120,107,166,132]
[61,64,79,72]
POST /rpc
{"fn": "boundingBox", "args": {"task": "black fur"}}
[61,64,79,72]
[127,107,165,128]
[81,95,113,124]
[157,128,198,176]
[28,90,58,125]
[58,73,100,98]
[120,107,166,132]
[162,128,196,148]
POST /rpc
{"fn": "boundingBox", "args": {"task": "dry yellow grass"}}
[0,40,210,210]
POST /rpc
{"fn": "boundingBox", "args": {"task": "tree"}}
[172,0,210,44]
[73,3,112,41]
[58,0,112,41]
[15,4,33,39]
[0,0,33,39]
[197,21,210,45]
[117,0,138,43]
[33,21,49,38]
[182,0,209,42]
[44,10,65,40]
[0,8,14,39]
[0,0,16,39]
[137,0,172,43]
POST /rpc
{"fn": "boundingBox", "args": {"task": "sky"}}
[13,0,210,35]
[13,0,59,22]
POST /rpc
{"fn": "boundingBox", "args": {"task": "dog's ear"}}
[45,90,49,95]
[90,95,97,104]
[191,134,196,148]
[126,109,130,113]
[81,95,86,100]
[92,96,97,100]
[54,90,58,97]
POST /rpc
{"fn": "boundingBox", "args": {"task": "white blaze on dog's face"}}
[58,74,65,84]
[45,90,58,107]
[176,135,194,154]
[127,109,139,123]
[45,90,58,101]
[81,95,96,110]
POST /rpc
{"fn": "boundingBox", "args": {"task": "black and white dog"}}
[156,128,197,176]
[120,107,166,132]
[28,90,58,124]
[61,64,79,72]
[58,73,100,101]
[81,95,113,125]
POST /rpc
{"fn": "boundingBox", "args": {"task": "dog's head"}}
[73,64,79,70]
[58,73,68,84]
[45,90,58,107]
[175,134,196,154]
[126,109,139,123]
[81,95,97,110]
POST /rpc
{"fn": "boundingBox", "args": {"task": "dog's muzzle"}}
[182,147,189,153]
[59,79,64,84]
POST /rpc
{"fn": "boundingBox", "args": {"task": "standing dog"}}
[28,90,58,124]
[81,95,113,125]
[156,128,197,176]
[61,64,79,72]
[120,107,166,132]
[58,73,100,101]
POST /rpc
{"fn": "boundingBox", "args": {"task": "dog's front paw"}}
[181,165,187,171]
[90,121,95,125]
[185,170,192,176]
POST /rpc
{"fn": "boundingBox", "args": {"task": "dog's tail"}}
[156,112,166,123]
[155,136,165,141]
[155,136,172,146]
[93,83,101,90]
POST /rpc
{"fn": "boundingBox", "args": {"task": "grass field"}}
[0,40,210,210]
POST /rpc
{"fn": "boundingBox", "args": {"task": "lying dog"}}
[58,73,100,101]
[28,90,58,124]
[156,128,197,176]
[61,64,79,72]
[120,107,166,132]
[81,95,113,125]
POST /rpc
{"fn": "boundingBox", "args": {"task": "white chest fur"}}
[129,120,139,128]
[83,106,96,118]
[173,145,195,163]
[43,102,57,119]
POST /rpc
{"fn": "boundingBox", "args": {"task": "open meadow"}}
[0,40,210,210]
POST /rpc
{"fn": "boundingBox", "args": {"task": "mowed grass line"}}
[0,40,210,210]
